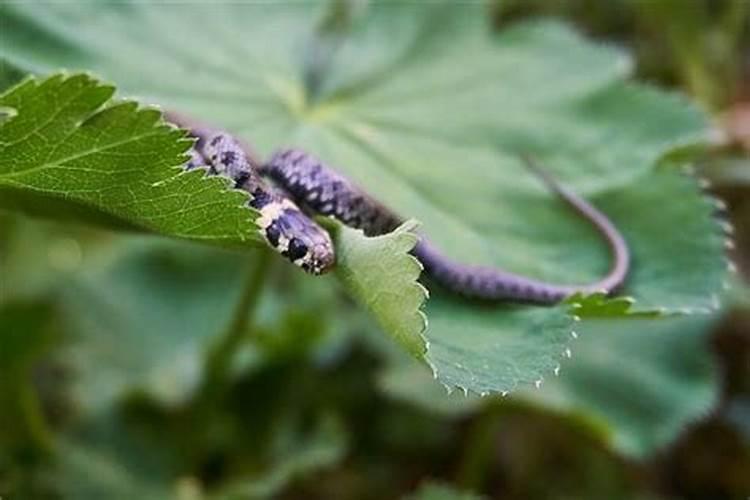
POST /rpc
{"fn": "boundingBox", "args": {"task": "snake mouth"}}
[308,241,336,274]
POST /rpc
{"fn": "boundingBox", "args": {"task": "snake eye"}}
[287,238,308,261]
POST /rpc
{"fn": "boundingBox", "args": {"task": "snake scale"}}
[169,113,630,305]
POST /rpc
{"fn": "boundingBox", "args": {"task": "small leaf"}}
[566,293,641,317]
[332,219,427,358]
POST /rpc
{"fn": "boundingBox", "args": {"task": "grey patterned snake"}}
[167,112,629,305]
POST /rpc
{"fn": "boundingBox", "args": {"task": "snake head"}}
[301,236,337,274]
[256,199,335,275]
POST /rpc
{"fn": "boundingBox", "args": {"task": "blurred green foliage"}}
[1,1,749,499]
[0,0,727,396]
[496,0,750,110]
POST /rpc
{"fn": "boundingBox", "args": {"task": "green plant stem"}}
[200,249,273,403]
[180,250,273,468]
[456,407,500,491]
[303,0,355,103]
[0,380,54,458]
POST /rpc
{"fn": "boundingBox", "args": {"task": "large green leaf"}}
[521,312,720,458]
[0,2,728,393]
[379,312,720,458]
[424,296,574,395]
[0,74,258,246]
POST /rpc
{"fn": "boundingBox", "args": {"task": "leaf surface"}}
[0,74,259,246]
[0,2,728,393]
[332,220,427,357]
[520,313,720,458]
[378,311,720,457]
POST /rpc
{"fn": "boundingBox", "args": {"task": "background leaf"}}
[0,2,727,395]
[58,238,252,412]
[217,413,347,500]
[2,2,748,499]
[404,481,486,500]
[520,313,720,458]
[378,311,720,458]
[424,297,574,394]
[54,236,360,412]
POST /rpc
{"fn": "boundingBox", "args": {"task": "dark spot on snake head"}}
[221,150,237,166]
[265,223,281,247]
[249,188,272,209]
[287,238,308,261]
[289,149,307,166]
[279,149,294,161]
[234,171,250,188]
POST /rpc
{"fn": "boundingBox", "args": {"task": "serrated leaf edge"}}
[0,72,264,245]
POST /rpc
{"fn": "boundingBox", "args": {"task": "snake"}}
[169,113,629,305]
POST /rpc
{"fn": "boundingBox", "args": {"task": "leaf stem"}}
[303,0,356,103]
[0,380,54,458]
[456,407,499,491]
[200,249,273,401]
[181,251,273,467]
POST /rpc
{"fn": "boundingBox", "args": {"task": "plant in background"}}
[0,2,744,499]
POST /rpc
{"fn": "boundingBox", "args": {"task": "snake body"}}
[188,131,335,274]
[173,116,629,305]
